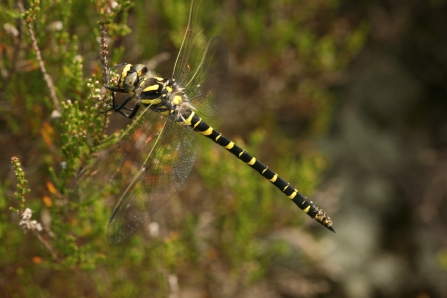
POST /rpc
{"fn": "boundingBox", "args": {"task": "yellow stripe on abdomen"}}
[185,111,195,126]
[288,190,297,199]
[247,157,256,165]
[225,142,234,149]
[198,127,213,136]
[193,119,202,128]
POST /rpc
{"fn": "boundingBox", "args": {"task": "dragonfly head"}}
[119,63,148,93]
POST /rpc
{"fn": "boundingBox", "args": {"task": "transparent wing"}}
[106,119,198,244]
[172,0,208,87]
[172,0,229,116]
[75,107,198,244]
[183,36,229,117]
[75,108,168,202]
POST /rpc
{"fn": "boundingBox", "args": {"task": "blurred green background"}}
[1,0,446,297]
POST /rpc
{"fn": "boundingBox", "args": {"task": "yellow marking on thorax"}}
[121,64,132,77]
[269,174,278,182]
[153,76,163,81]
[247,157,256,165]
[288,190,297,199]
[141,98,162,105]
[173,95,182,105]
[198,127,213,136]
[166,86,173,93]
[225,142,234,149]
[143,84,159,92]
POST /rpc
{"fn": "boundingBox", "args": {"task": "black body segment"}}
[182,109,335,232]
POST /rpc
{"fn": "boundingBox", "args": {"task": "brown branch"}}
[99,22,109,86]
[99,21,110,136]
[18,2,61,112]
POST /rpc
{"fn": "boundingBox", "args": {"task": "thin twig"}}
[34,232,60,261]
[18,2,61,112]
[100,22,109,86]
[99,21,110,136]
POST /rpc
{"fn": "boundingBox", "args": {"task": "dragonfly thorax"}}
[112,63,189,117]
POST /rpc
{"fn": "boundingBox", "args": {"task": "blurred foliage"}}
[0,0,366,296]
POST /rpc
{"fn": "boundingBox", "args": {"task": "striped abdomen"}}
[182,109,335,232]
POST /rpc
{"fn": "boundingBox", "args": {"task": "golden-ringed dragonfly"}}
[80,0,334,244]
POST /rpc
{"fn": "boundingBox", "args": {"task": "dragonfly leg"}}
[100,94,140,119]
[116,104,140,119]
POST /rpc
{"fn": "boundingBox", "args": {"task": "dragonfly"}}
[78,0,335,244]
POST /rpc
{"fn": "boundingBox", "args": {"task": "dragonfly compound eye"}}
[134,64,148,77]
[123,72,138,92]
